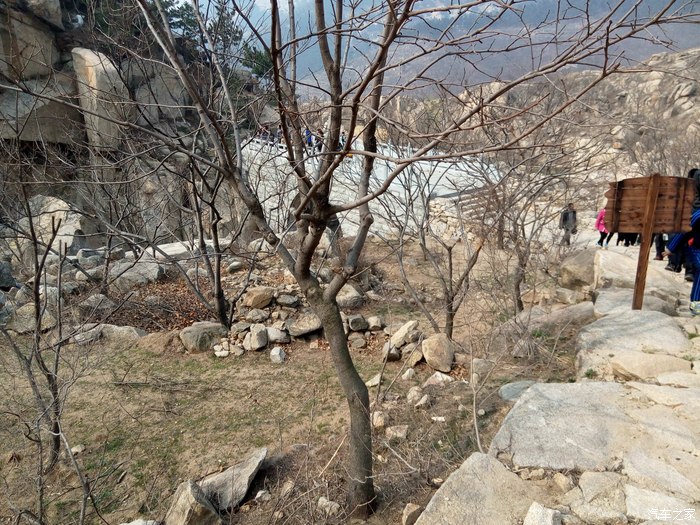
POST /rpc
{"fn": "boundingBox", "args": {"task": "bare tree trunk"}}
[309,295,376,516]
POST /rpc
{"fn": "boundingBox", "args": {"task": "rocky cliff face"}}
[0,0,209,243]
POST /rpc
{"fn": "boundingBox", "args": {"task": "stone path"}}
[416,245,700,525]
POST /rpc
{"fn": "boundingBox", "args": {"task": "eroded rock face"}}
[72,47,131,150]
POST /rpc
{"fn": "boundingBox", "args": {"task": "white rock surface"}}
[415,453,546,525]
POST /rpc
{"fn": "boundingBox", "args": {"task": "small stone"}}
[287,314,322,337]
[391,320,419,348]
[227,260,246,273]
[367,315,385,331]
[523,501,562,525]
[347,314,369,332]
[243,286,275,308]
[372,411,386,429]
[422,371,454,388]
[337,284,364,308]
[71,444,85,456]
[402,368,415,381]
[431,416,446,423]
[276,294,299,307]
[402,503,423,525]
[385,425,408,441]
[231,321,251,334]
[365,373,382,388]
[317,496,341,517]
[406,386,424,405]
[245,308,269,323]
[553,472,574,492]
[267,327,291,344]
[529,468,545,481]
[422,333,456,372]
[214,349,230,358]
[270,347,286,364]
[230,345,245,356]
[255,490,272,502]
[280,480,294,497]
[350,337,367,349]
[403,343,424,368]
[414,394,431,409]
[272,510,284,520]
[243,324,268,351]
[382,342,401,361]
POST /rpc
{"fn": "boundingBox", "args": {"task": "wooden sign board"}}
[603,174,694,310]
[604,176,694,233]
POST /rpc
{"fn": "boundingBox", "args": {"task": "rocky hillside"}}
[415,245,700,525]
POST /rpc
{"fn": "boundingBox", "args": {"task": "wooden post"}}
[632,173,661,310]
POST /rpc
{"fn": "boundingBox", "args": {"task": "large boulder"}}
[336,284,364,309]
[287,313,322,337]
[558,249,596,290]
[593,288,677,317]
[199,447,267,512]
[6,303,56,333]
[489,382,634,471]
[415,453,546,525]
[242,287,275,309]
[0,261,19,291]
[0,75,83,144]
[110,256,165,292]
[14,196,100,261]
[421,333,456,372]
[179,322,228,353]
[610,351,691,381]
[576,310,692,379]
[26,0,64,28]
[72,48,131,149]
[135,67,188,124]
[559,249,683,304]
[163,481,219,525]
[0,9,59,80]
[594,250,682,303]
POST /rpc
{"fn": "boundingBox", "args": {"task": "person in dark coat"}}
[665,209,700,315]
[559,203,577,246]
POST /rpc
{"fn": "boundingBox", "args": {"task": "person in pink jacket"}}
[595,208,613,248]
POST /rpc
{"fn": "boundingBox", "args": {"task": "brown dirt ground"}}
[0,240,579,524]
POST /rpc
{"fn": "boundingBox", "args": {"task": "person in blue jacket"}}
[664,209,700,316]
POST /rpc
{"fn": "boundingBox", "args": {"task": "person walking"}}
[559,203,577,246]
[664,209,700,316]
[595,208,613,248]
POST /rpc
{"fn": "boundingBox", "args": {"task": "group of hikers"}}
[256,125,348,155]
[559,167,700,315]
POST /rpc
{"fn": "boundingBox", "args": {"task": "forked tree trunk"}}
[310,295,376,517]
